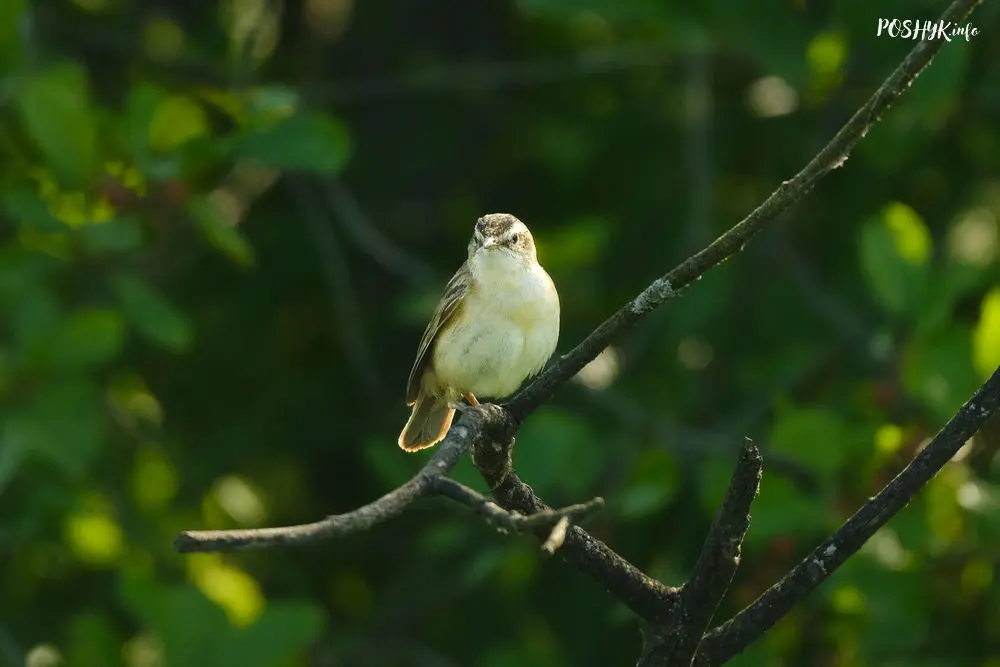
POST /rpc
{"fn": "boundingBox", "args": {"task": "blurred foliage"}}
[1,0,999,666]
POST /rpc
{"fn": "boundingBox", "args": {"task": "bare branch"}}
[640,440,761,667]
[504,0,987,423]
[174,408,489,552]
[430,475,604,535]
[696,365,1000,667]
[542,516,572,555]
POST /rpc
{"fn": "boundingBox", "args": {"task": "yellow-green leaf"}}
[859,202,932,317]
[149,96,209,152]
[972,288,1000,379]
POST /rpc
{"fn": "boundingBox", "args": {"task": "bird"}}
[398,213,560,451]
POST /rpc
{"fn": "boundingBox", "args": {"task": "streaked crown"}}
[467,213,536,260]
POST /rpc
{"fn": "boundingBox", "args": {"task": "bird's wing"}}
[405,265,470,404]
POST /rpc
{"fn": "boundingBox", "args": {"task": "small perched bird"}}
[398,214,560,451]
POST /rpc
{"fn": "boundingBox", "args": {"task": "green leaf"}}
[859,203,932,317]
[0,414,31,496]
[233,112,351,174]
[126,83,166,167]
[709,0,811,85]
[186,196,256,267]
[859,39,969,171]
[618,447,679,520]
[516,408,602,498]
[743,475,830,548]
[972,287,1000,380]
[517,0,670,24]
[10,286,63,360]
[78,217,144,253]
[3,188,66,233]
[770,407,851,475]
[903,326,981,423]
[50,308,125,369]
[11,378,105,476]
[149,96,210,152]
[122,580,230,667]
[111,273,193,351]
[0,0,25,71]
[122,580,324,667]
[14,63,100,187]
[220,602,325,667]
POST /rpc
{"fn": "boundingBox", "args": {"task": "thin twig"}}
[430,475,603,534]
[541,516,572,555]
[695,365,1000,667]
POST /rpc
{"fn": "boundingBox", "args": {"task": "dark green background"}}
[2,0,1000,665]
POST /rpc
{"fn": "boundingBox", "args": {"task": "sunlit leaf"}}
[149,96,210,152]
[14,63,100,187]
[859,202,932,317]
[64,508,125,566]
[972,287,1000,379]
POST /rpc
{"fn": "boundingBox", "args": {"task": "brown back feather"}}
[405,265,469,404]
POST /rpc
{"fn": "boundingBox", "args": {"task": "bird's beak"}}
[482,238,498,250]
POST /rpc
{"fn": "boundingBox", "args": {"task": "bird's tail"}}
[398,393,455,452]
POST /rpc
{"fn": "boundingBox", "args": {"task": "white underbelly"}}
[433,306,557,399]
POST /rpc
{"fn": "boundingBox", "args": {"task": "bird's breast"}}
[433,258,559,398]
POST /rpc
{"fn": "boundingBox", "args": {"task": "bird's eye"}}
[509,233,519,245]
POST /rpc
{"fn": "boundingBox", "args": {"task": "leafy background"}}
[2,0,1000,666]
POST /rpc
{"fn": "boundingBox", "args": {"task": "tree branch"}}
[470,435,680,622]
[695,365,1000,666]
[504,0,987,424]
[174,408,489,552]
[429,475,604,538]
